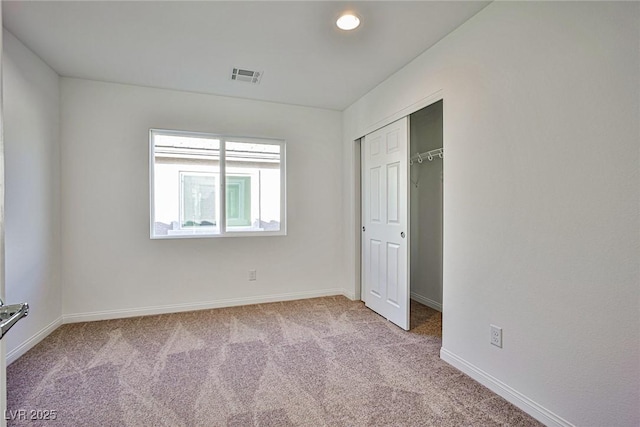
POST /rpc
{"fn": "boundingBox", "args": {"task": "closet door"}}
[362,117,409,330]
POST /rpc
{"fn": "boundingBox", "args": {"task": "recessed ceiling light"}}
[336,13,360,31]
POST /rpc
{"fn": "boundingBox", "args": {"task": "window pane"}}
[225,141,281,232]
[152,133,220,236]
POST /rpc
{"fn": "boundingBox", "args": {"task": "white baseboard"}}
[7,316,63,365]
[440,348,574,427]
[411,292,442,311]
[63,288,351,323]
[342,289,357,300]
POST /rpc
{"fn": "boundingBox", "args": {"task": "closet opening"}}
[408,100,443,337]
[359,96,443,335]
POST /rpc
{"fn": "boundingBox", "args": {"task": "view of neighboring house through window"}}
[150,129,285,238]
[226,175,251,227]
[181,172,217,228]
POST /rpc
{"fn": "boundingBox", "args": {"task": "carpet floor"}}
[7,296,542,426]
[409,300,442,338]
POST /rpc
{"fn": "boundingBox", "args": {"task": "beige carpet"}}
[7,296,541,426]
[410,300,442,338]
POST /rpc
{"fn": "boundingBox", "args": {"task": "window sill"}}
[150,229,287,240]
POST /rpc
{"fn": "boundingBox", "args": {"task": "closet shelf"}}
[410,148,443,165]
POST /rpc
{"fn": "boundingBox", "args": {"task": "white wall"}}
[60,78,344,319]
[3,30,62,361]
[342,2,639,426]
[409,102,443,310]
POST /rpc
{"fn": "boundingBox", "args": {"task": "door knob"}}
[362,226,366,232]
[400,232,405,238]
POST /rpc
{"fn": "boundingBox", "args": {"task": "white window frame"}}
[150,128,287,239]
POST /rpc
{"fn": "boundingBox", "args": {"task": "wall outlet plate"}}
[490,324,502,348]
[248,270,257,281]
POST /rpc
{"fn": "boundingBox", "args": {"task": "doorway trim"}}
[0,4,7,423]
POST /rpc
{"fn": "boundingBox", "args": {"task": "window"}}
[150,129,285,238]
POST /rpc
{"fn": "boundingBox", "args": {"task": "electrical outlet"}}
[490,324,502,348]
[248,270,257,281]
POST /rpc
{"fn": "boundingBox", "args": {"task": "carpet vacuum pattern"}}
[7,296,541,426]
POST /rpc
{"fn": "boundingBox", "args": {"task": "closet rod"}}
[409,148,443,165]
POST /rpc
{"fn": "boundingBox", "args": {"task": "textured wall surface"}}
[60,78,344,317]
[3,29,62,360]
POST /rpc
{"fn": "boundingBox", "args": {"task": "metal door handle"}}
[0,298,29,340]
[401,232,405,238]
[362,226,365,232]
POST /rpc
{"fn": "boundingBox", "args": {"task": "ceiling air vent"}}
[231,68,263,84]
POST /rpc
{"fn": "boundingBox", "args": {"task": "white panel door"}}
[362,117,409,330]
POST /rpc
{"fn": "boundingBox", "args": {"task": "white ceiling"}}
[3,1,489,111]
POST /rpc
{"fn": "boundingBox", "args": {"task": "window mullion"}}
[219,138,226,235]
[280,142,286,233]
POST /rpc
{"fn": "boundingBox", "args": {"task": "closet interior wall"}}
[409,101,443,311]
